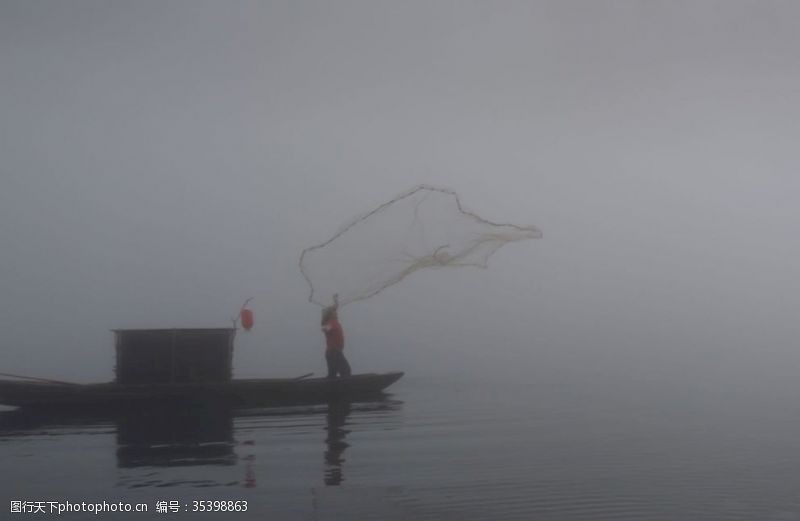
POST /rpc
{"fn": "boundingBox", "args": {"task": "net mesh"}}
[299,185,542,307]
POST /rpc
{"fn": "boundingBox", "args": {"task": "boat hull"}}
[0,372,404,410]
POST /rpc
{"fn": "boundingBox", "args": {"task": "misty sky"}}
[1,1,799,386]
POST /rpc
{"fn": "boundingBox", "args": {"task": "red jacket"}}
[322,319,344,351]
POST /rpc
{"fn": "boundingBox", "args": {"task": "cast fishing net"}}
[299,185,542,307]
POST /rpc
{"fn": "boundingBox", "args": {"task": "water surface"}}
[2,371,799,520]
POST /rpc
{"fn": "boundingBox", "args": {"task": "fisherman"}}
[321,294,351,378]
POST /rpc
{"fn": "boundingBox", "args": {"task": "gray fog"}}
[2,0,799,393]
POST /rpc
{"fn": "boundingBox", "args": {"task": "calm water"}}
[2,370,800,520]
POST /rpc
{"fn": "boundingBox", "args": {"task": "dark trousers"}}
[325,350,351,378]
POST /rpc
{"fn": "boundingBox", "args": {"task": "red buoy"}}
[240,308,254,331]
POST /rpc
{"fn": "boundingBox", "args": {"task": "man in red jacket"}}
[321,294,351,378]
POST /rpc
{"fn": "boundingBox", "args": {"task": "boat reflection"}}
[0,404,237,468]
[116,405,236,468]
[0,394,403,488]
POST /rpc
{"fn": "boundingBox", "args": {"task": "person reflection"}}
[323,400,351,486]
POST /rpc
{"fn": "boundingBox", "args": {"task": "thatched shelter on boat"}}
[113,328,235,384]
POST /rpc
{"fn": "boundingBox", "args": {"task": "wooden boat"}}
[0,372,404,410]
[0,328,403,410]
